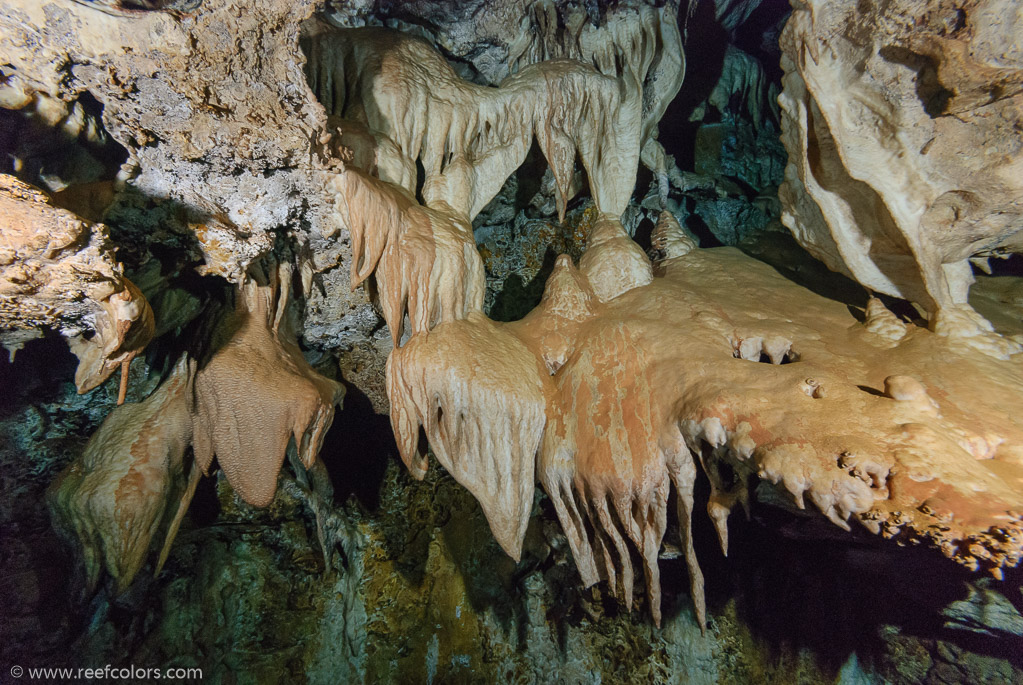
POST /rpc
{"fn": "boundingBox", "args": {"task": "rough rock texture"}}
[0,0,380,354]
[0,174,153,396]
[778,0,1023,346]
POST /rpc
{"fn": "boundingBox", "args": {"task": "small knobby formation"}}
[48,260,344,594]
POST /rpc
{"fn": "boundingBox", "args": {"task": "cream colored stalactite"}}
[528,59,643,219]
[518,246,705,630]
[330,168,485,344]
[191,262,345,508]
[538,319,680,629]
[51,263,344,595]
[306,27,533,209]
[513,245,710,630]
[0,174,153,401]
[307,27,649,221]
[386,311,551,561]
[67,278,154,404]
[47,358,192,595]
[663,431,707,631]
[506,2,685,192]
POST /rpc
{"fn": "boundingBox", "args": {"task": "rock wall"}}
[777,0,1023,352]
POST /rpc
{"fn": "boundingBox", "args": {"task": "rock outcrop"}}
[0,174,153,399]
[778,0,1023,356]
[1,1,1022,682]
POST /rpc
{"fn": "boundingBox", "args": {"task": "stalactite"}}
[48,258,346,594]
[47,358,193,595]
[538,318,677,628]
[308,27,645,220]
[386,311,552,561]
[190,261,345,508]
[330,168,486,344]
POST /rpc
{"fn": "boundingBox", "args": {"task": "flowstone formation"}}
[315,6,1023,632]
[777,0,1023,356]
[48,357,192,595]
[48,261,345,595]
[2,0,1023,682]
[313,17,687,582]
[190,262,345,509]
[382,210,1023,628]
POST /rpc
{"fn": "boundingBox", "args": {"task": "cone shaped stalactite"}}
[538,318,677,628]
[331,168,486,344]
[191,262,345,508]
[386,311,551,561]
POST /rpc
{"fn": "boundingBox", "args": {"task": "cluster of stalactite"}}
[1,0,1021,631]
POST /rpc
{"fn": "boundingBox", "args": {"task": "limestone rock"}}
[0,174,153,396]
[778,0,1023,335]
